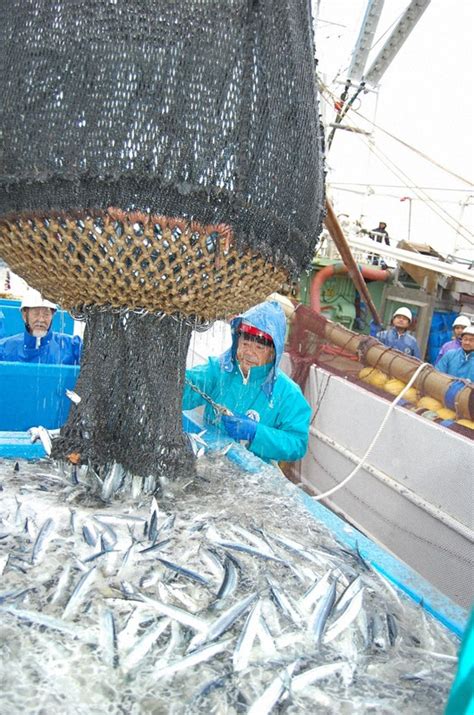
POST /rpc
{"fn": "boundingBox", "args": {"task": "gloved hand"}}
[221,413,257,442]
[369,319,383,336]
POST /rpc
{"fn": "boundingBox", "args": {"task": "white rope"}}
[312,361,430,502]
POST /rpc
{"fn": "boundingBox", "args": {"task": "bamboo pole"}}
[324,200,382,326]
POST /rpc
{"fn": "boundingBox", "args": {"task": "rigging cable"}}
[318,80,474,246]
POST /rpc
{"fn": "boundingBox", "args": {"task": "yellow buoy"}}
[366,369,389,388]
[456,419,474,430]
[401,387,418,403]
[437,407,457,420]
[383,378,406,396]
[359,367,376,381]
[417,396,443,412]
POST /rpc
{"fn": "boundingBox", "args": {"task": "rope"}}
[312,361,430,502]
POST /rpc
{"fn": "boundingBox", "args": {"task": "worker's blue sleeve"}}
[182,360,218,410]
[0,331,82,365]
[250,375,311,462]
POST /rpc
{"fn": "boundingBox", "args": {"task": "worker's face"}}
[461,334,474,352]
[236,334,275,376]
[24,307,54,337]
[453,325,465,338]
[392,315,410,331]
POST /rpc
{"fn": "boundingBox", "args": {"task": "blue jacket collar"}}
[23,326,54,350]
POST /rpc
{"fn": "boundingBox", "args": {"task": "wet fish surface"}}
[0,454,460,714]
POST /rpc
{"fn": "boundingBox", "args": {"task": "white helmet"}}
[20,288,57,311]
[453,315,471,328]
[462,326,474,336]
[392,306,412,322]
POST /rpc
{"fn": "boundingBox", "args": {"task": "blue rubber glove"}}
[369,319,383,336]
[221,413,257,442]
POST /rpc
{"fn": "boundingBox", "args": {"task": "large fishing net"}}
[0,0,325,483]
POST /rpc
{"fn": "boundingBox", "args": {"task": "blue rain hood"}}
[220,300,287,400]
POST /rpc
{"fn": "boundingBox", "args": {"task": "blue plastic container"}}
[427,310,458,364]
[0,361,80,430]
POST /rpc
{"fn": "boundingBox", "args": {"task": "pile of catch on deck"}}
[0,454,457,714]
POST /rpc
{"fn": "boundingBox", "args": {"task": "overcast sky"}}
[313,0,474,258]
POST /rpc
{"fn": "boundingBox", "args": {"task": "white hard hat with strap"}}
[20,288,57,311]
[392,306,412,322]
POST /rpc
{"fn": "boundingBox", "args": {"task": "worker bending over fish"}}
[183,300,311,462]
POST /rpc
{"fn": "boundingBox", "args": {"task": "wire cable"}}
[312,361,430,502]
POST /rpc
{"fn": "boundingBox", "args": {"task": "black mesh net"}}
[51,310,195,483]
[0,1,325,486]
[0,0,324,276]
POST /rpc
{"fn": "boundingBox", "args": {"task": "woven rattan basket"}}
[0,208,287,320]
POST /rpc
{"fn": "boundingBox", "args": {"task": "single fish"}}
[262,530,325,567]
[29,426,53,455]
[101,463,125,501]
[386,612,398,647]
[189,592,257,650]
[157,556,210,586]
[154,638,232,680]
[139,538,172,555]
[323,587,364,644]
[82,521,100,547]
[122,618,171,673]
[99,608,118,668]
[334,575,362,613]
[248,661,299,715]
[291,661,352,692]
[50,563,72,605]
[300,569,335,613]
[228,524,276,557]
[0,553,9,576]
[63,566,97,619]
[267,577,302,626]
[214,554,240,605]
[1,606,96,644]
[134,593,208,633]
[31,518,55,565]
[65,388,81,404]
[233,599,262,672]
[309,577,338,644]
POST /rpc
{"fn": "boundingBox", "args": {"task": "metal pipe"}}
[310,261,390,313]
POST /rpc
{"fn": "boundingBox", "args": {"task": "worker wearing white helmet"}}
[0,287,82,364]
[376,306,421,358]
[435,315,472,365]
[437,325,474,382]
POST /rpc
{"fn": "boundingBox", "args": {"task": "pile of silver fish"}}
[0,453,458,714]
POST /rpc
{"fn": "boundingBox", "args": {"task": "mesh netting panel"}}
[51,310,194,482]
[0,0,325,314]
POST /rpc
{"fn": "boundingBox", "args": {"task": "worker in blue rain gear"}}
[0,288,82,365]
[183,300,311,462]
[436,326,474,382]
[376,306,421,358]
[435,314,471,365]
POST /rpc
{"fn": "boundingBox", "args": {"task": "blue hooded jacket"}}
[376,326,421,358]
[436,348,473,382]
[183,300,311,462]
[0,326,82,365]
